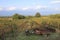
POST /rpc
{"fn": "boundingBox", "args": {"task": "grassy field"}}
[5,32,60,40]
[0,17,60,40]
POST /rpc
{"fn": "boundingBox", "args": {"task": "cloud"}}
[50,1,60,4]
[34,5,47,9]
[0,5,47,11]
[20,5,47,11]
[0,7,3,11]
[6,6,16,11]
[45,7,60,11]
[21,7,29,10]
[53,8,60,11]
[0,5,48,11]
[32,5,42,10]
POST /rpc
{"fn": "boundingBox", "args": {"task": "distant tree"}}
[12,13,25,19]
[35,12,41,17]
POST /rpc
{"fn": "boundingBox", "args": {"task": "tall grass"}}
[0,17,60,40]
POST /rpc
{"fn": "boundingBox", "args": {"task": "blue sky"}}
[0,0,60,16]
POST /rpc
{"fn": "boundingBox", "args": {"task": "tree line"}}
[12,12,41,19]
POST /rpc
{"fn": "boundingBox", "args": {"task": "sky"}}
[0,0,60,16]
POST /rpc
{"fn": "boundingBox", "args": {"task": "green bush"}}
[35,12,41,17]
[12,13,25,19]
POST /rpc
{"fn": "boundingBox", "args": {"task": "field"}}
[0,16,60,40]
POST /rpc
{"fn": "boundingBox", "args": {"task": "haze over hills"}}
[0,10,60,16]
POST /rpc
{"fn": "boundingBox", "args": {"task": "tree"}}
[35,12,41,17]
[12,13,25,19]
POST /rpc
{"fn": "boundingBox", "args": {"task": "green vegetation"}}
[49,14,60,18]
[0,12,60,40]
[12,13,25,19]
[35,12,41,17]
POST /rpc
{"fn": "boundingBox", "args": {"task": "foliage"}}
[35,12,41,17]
[25,16,34,19]
[0,14,60,40]
[49,14,60,18]
[12,13,25,19]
